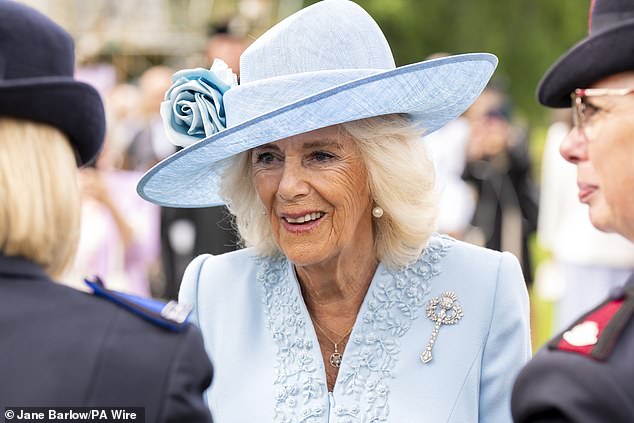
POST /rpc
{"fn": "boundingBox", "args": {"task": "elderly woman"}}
[0,2,212,420]
[138,1,530,422]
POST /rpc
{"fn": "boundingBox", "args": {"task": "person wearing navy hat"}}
[512,0,634,421]
[0,2,213,421]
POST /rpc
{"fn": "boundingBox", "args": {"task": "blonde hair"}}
[220,114,437,268]
[0,118,80,278]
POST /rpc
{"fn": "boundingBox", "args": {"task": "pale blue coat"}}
[179,235,531,423]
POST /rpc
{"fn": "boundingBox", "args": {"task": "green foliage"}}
[304,0,589,123]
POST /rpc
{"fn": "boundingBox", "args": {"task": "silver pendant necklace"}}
[312,319,354,368]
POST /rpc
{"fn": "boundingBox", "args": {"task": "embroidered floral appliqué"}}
[339,235,452,422]
[258,255,326,422]
[259,235,453,422]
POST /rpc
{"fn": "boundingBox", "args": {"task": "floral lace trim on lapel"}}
[257,254,326,422]
[258,235,453,423]
[338,235,453,422]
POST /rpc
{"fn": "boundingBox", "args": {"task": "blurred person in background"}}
[537,109,634,332]
[423,115,474,239]
[125,65,176,171]
[138,1,530,421]
[60,68,161,298]
[62,137,161,298]
[463,84,539,285]
[187,18,249,256]
[149,21,251,300]
[423,53,476,240]
[124,65,189,299]
[512,0,634,421]
[65,69,161,298]
[0,2,212,419]
[205,19,251,72]
[105,82,143,161]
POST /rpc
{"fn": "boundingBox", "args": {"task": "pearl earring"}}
[372,206,384,218]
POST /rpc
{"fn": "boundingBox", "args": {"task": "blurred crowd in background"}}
[20,0,634,349]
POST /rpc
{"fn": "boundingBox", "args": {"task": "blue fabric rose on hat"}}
[161,59,238,147]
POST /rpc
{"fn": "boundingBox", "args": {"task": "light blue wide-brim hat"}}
[138,0,497,208]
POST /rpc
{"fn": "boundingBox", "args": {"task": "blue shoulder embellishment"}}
[84,277,191,332]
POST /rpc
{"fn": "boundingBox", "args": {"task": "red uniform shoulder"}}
[548,279,634,361]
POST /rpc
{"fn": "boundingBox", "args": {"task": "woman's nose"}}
[560,127,589,165]
[277,161,310,200]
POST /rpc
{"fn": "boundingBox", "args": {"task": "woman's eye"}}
[311,151,335,162]
[255,151,277,164]
[582,102,601,122]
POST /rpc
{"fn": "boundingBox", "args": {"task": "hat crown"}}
[239,0,395,85]
[590,0,634,34]
[0,1,74,80]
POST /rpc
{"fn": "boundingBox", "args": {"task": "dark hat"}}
[538,0,634,107]
[0,0,105,165]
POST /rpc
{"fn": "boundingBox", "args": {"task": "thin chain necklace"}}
[312,318,354,368]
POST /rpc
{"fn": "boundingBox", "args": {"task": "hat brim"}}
[138,53,497,207]
[538,19,634,107]
[0,77,105,165]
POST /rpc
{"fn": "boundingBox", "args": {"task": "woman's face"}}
[251,125,374,266]
[559,72,634,240]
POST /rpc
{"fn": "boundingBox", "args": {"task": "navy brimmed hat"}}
[137,0,498,208]
[0,0,105,165]
[538,0,634,107]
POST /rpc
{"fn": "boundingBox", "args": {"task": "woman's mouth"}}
[284,212,324,224]
[281,211,325,233]
[578,183,598,203]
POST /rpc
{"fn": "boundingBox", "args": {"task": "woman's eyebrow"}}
[254,143,280,151]
[303,140,343,149]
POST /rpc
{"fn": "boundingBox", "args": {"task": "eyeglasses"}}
[571,88,634,134]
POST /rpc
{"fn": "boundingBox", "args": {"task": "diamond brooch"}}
[420,291,463,364]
